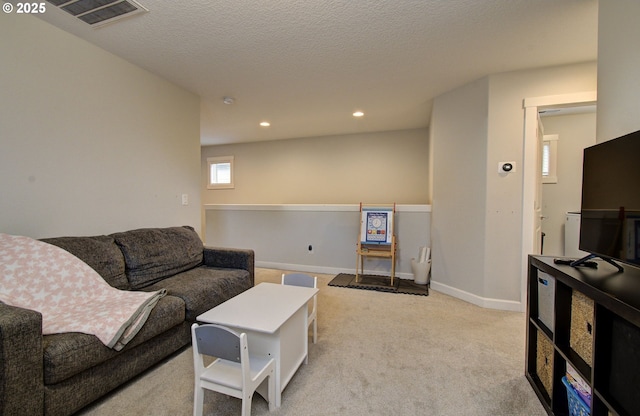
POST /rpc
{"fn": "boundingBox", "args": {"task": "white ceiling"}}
[36,0,598,145]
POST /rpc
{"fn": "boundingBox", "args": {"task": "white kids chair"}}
[281,273,318,344]
[191,323,275,416]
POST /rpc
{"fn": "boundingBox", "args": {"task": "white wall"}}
[430,62,597,310]
[0,14,201,238]
[597,0,640,141]
[201,129,430,205]
[540,112,597,256]
[485,63,597,303]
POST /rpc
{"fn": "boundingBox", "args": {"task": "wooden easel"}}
[355,203,397,285]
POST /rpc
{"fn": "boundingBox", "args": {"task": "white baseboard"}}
[256,261,524,312]
[429,280,524,312]
[255,261,414,280]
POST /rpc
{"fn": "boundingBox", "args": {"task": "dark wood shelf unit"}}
[531,317,553,343]
[526,255,640,416]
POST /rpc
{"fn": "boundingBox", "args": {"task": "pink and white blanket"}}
[0,233,165,351]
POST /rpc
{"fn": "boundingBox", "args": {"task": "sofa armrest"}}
[203,247,255,285]
[0,303,44,416]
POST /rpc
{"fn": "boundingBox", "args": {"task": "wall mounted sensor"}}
[499,161,516,173]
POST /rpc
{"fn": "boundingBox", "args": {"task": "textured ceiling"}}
[35,0,598,145]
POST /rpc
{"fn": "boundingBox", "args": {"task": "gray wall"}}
[430,77,489,300]
[205,204,430,277]
[0,14,201,238]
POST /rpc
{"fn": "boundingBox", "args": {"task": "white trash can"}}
[411,258,431,285]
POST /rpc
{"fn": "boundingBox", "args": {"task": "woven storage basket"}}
[570,290,594,365]
[536,334,554,396]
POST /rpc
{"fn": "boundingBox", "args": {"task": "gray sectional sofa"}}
[0,226,254,416]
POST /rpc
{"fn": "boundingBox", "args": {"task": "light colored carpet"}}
[78,268,546,416]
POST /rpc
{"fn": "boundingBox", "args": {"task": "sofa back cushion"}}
[111,226,203,289]
[41,235,129,290]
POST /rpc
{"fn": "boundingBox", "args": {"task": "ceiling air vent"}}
[47,0,148,27]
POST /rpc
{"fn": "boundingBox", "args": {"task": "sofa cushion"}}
[111,226,203,289]
[42,294,185,385]
[143,266,252,321]
[41,235,129,290]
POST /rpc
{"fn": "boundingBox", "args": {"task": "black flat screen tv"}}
[577,129,640,271]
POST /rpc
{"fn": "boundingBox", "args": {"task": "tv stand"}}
[570,254,624,273]
[527,256,640,416]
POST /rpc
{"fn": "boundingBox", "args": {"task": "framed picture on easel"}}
[360,206,394,245]
[356,203,397,284]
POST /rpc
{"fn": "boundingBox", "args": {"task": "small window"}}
[207,156,234,189]
[542,134,558,184]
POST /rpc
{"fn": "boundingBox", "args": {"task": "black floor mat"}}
[328,273,428,296]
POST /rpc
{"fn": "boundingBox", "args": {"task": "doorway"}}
[539,108,597,257]
[520,91,597,307]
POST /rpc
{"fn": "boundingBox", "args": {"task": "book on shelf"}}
[566,363,591,408]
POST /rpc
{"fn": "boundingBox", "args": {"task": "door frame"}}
[520,91,597,308]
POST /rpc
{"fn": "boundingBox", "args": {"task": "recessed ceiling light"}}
[260,121,271,127]
[353,111,364,117]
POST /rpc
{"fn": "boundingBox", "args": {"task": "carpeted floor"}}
[77,268,545,416]
[328,273,429,296]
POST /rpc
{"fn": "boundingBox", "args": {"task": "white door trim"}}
[520,91,597,309]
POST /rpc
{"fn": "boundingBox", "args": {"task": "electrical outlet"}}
[181,194,189,206]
